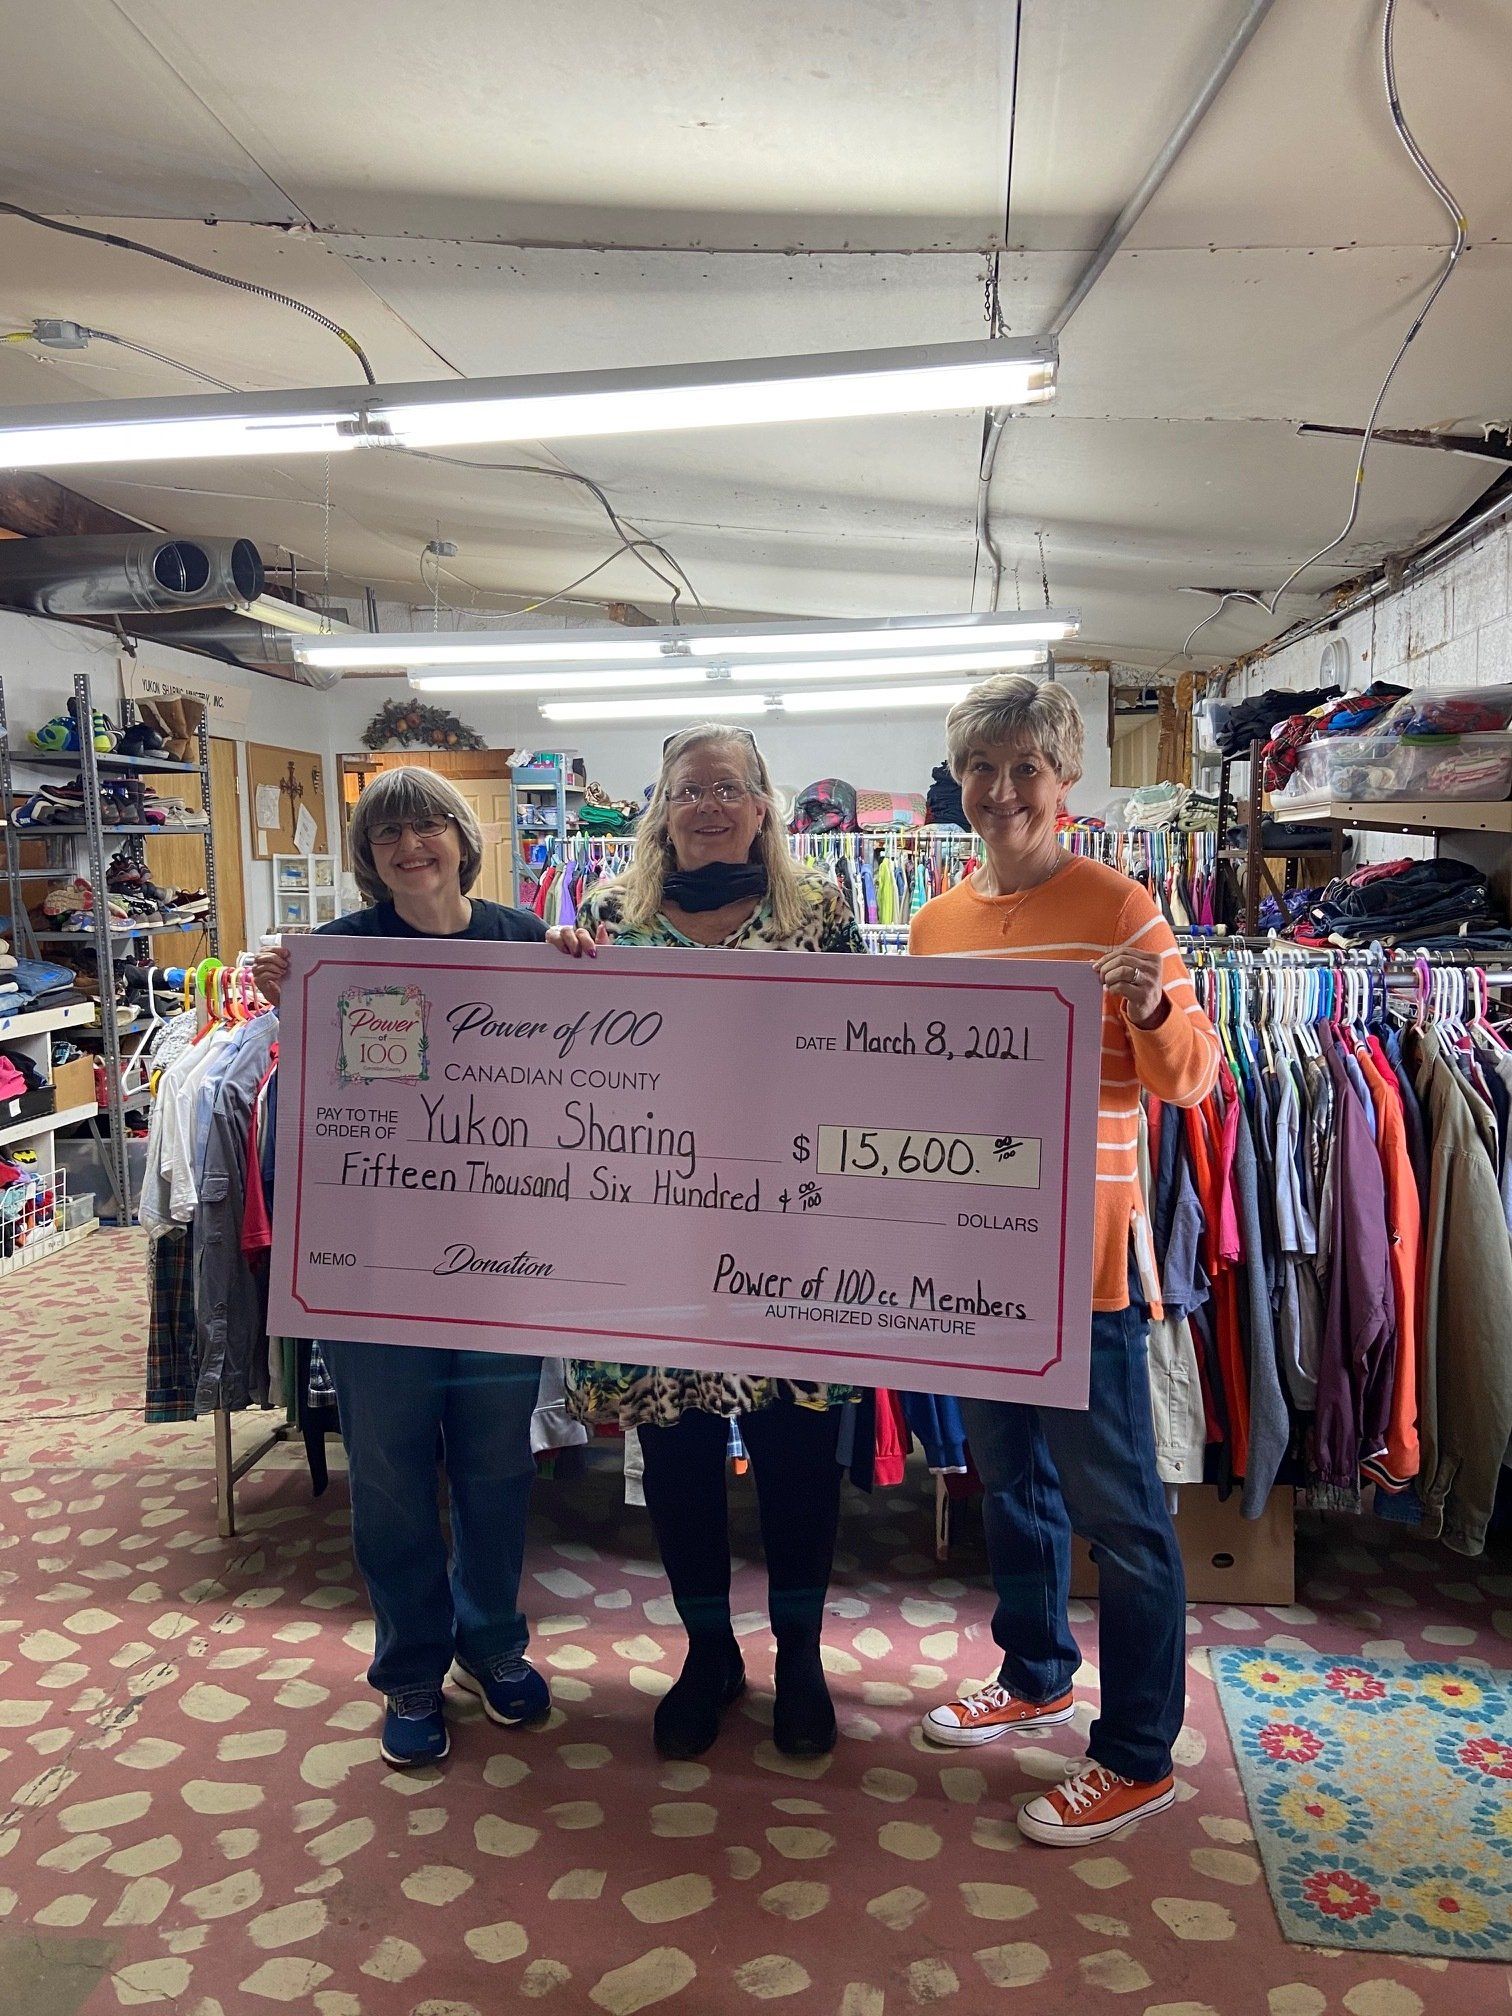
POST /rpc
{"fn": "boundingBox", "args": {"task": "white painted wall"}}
[0,609,342,945]
[323,665,1115,819]
[1222,511,1512,866]
[1228,518,1511,702]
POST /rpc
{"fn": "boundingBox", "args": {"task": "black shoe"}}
[773,1644,837,1758]
[119,721,169,760]
[653,1635,746,1759]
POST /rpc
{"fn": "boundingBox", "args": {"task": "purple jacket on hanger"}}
[1313,1026,1395,1499]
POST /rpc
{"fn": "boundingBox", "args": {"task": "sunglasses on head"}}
[662,727,758,757]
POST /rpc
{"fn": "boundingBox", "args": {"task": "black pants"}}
[638,1401,843,1646]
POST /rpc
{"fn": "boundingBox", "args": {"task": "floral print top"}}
[565,870,864,1429]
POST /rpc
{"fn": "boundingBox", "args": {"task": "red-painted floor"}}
[1,1232,1507,2014]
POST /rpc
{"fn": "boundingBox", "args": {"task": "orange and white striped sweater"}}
[908,857,1222,1312]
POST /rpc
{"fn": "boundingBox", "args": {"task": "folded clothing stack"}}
[926,761,968,831]
[1308,685,1410,736]
[1212,683,1341,758]
[1118,783,1218,833]
[1122,782,1186,829]
[1295,857,1497,947]
[578,783,640,835]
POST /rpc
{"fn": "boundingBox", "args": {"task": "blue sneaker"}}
[380,1688,449,1768]
[451,1655,551,1728]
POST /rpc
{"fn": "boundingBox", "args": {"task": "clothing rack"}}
[138,949,290,1537]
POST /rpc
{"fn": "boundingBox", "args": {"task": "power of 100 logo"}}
[337,986,429,1084]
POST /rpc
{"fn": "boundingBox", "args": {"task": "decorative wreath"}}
[362,699,486,752]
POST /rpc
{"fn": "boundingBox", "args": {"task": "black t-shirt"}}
[317,899,547,943]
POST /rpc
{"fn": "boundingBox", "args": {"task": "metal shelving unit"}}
[511,751,583,895]
[0,669,221,1221]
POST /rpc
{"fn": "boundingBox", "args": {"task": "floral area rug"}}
[1212,1644,1512,1959]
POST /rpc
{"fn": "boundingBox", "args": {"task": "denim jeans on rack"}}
[321,1339,542,1696]
[960,1306,1187,1783]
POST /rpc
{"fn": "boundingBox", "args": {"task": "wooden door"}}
[209,738,247,954]
[141,737,245,961]
[453,777,516,906]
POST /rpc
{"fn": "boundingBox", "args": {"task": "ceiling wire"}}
[971,0,1026,615]
[1179,0,1468,660]
[2,321,240,392]
[0,200,377,383]
[394,446,702,617]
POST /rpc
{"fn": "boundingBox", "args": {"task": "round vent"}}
[1318,636,1350,688]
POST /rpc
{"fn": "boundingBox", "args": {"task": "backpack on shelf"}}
[790,778,858,833]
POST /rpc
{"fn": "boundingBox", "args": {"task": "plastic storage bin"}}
[1283,731,1512,805]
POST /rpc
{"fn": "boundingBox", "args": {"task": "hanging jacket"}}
[1410,1026,1512,1556]
[1312,1027,1394,1502]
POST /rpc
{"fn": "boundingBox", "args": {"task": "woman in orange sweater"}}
[911,674,1220,1846]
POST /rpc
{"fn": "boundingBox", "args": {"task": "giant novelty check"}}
[267,937,1101,1405]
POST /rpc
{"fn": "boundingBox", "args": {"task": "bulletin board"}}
[246,743,329,860]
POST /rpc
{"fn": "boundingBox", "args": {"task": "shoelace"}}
[960,1683,1015,1721]
[389,1689,440,1720]
[485,1657,532,1687]
[1058,1763,1126,1814]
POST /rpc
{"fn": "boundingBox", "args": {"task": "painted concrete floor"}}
[1,1232,1508,2015]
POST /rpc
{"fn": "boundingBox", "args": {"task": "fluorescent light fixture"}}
[0,412,356,471]
[782,683,974,714]
[302,609,1078,672]
[383,340,1057,448]
[541,682,976,724]
[0,337,1056,473]
[728,648,1040,684]
[411,665,712,696]
[686,617,1073,658]
[540,694,772,723]
[410,646,1044,697]
[243,595,354,638]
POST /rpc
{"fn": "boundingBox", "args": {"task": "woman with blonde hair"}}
[255,766,552,1770]
[549,723,864,1759]
[910,675,1221,1848]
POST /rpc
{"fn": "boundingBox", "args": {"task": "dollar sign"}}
[792,1133,811,1164]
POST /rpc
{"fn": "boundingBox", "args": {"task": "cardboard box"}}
[1070,1484,1295,1606]
[51,1055,96,1112]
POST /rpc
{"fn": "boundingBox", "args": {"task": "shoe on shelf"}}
[29,702,118,756]
[379,1688,449,1768]
[12,793,62,829]
[773,1644,837,1758]
[450,1655,551,1729]
[653,1634,746,1759]
[118,720,170,760]
[1016,1759,1175,1846]
[923,1681,1076,1749]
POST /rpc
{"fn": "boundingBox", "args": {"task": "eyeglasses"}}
[667,782,754,809]
[369,815,454,847]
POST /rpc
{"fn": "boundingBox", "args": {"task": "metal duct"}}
[0,533,263,616]
[128,609,345,688]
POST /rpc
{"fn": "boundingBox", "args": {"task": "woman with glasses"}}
[548,723,864,1760]
[254,767,552,1770]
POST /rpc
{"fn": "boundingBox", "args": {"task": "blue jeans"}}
[961,1307,1186,1782]
[321,1340,542,1696]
